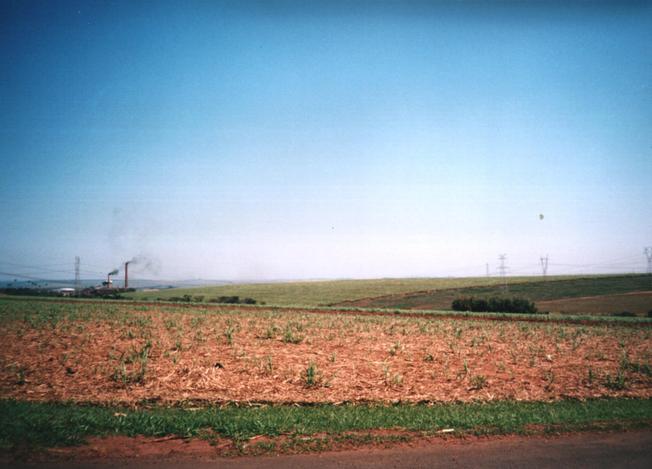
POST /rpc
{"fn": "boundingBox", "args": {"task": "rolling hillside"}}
[126,275,600,307]
[335,274,652,315]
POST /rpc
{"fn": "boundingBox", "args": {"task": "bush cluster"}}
[159,295,258,305]
[451,296,538,314]
[612,311,636,317]
[167,294,194,302]
[209,296,257,305]
[0,288,57,297]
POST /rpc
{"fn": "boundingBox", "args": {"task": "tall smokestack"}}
[124,262,130,289]
[107,269,118,289]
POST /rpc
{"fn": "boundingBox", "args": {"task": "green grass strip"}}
[1,398,651,450]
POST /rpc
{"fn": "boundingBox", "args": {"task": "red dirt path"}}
[5,429,652,468]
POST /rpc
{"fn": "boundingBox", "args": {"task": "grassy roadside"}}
[2,399,651,452]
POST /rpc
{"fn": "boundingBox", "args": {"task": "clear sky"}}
[1,0,651,281]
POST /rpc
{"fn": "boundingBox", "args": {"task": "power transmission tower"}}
[74,256,80,292]
[486,263,490,278]
[498,254,508,292]
[645,247,652,274]
[540,255,549,279]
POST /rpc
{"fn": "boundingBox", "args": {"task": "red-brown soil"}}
[334,288,652,317]
[8,429,652,468]
[538,291,652,316]
[1,306,650,404]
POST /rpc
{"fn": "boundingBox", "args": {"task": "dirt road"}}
[5,430,651,469]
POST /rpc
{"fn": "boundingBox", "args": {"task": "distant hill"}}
[333,274,652,316]
[124,275,595,306]
[0,278,232,290]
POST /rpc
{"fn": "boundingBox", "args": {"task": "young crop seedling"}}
[173,338,183,352]
[389,341,401,356]
[190,316,205,329]
[304,362,320,387]
[469,374,486,390]
[587,367,595,386]
[111,342,151,387]
[224,326,235,345]
[282,324,303,344]
[261,356,274,376]
[544,370,555,392]
[605,370,627,390]
[258,323,278,340]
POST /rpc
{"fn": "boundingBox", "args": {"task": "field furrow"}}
[1,301,650,405]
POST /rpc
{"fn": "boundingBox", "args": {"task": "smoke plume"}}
[125,255,161,275]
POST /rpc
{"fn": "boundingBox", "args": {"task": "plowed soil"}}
[1,305,650,404]
[537,291,652,316]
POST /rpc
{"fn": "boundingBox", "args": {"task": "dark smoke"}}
[108,255,161,278]
[125,255,161,275]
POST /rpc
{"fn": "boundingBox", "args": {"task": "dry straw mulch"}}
[1,307,650,404]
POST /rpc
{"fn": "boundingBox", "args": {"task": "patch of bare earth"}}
[35,430,412,461]
[538,291,652,316]
[0,307,650,404]
[43,435,219,461]
[17,428,652,463]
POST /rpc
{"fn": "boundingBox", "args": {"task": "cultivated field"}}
[537,292,652,316]
[336,275,652,315]
[124,275,584,306]
[1,299,650,405]
[123,275,652,319]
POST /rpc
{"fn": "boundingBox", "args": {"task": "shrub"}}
[452,296,538,314]
[167,295,192,302]
[612,311,636,317]
[208,296,256,305]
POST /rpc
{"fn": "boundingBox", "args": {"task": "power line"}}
[0,260,105,277]
[497,254,508,292]
[75,256,80,291]
[540,255,549,279]
[0,271,77,286]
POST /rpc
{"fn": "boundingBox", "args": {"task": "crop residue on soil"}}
[0,304,650,404]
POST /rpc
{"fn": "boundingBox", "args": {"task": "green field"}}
[337,274,652,313]
[125,275,589,306]
[123,274,652,317]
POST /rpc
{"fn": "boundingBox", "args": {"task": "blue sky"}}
[1,1,651,281]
